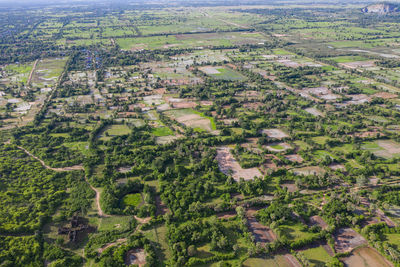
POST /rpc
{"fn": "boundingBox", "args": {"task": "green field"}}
[122,193,142,208]
[98,216,133,232]
[99,124,131,140]
[301,245,333,266]
[243,256,293,267]
[208,67,246,81]
[152,127,174,136]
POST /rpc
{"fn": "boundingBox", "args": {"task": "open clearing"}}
[341,247,392,267]
[125,248,146,267]
[305,107,324,117]
[334,228,367,254]
[292,166,326,176]
[164,108,215,132]
[246,208,277,244]
[300,244,333,266]
[200,65,246,81]
[216,147,262,181]
[308,215,328,230]
[244,255,300,267]
[266,142,292,152]
[362,140,400,159]
[261,129,289,139]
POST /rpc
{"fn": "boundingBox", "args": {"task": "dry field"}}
[308,215,329,230]
[292,166,326,176]
[285,154,304,163]
[334,228,367,253]
[303,87,339,101]
[305,107,324,117]
[329,163,345,170]
[199,66,221,74]
[216,147,262,181]
[165,109,214,132]
[246,208,277,244]
[261,129,289,139]
[341,247,393,267]
[373,92,398,99]
[281,183,298,193]
[125,249,146,267]
[375,140,400,158]
[339,61,375,69]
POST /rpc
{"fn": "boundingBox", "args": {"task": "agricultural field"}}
[3,0,400,266]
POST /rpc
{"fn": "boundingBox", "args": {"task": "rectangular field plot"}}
[163,108,216,132]
[300,245,334,266]
[216,147,262,181]
[32,57,67,87]
[199,66,246,81]
[341,247,392,267]
[362,140,400,159]
[243,255,299,267]
[99,124,131,141]
[1,62,33,85]
[334,228,367,254]
[261,128,289,139]
[116,31,267,50]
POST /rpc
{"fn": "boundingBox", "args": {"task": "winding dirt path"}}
[98,238,127,254]
[16,145,106,217]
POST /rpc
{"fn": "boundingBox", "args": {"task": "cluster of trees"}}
[322,192,364,227]
[167,217,241,265]
[362,223,400,264]
[0,144,71,234]
[101,179,144,215]
[93,233,158,266]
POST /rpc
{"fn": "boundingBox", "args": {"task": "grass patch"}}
[243,255,292,267]
[270,144,284,150]
[122,193,142,208]
[98,216,133,232]
[99,124,131,140]
[301,245,332,266]
[278,222,317,241]
[152,127,174,137]
[209,67,246,81]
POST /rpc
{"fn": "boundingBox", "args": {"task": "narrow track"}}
[16,145,106,217]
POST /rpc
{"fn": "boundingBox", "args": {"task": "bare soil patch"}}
[261,129,289,139]
[217,211,237,219]
[285,154,303,163]
[329,163,345,170]
[308,215,328,230]
[199,66,220,75]
[216,147,262,181]
[172,101,197,109]
[125,248,146,267]
[292,166,326,176]
[155,195,169,216]
[305,107,324,117]
[334,228,367,253]
[303,87,339,101]
[373,92,398,99]
[377,140,400,155]
[284,254,302,267]
[281,183,298,193]
[340,61,375,69]
[341,247,393,267]
[246,208,277,245]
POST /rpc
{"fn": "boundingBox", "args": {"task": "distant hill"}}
[362,2,400,14]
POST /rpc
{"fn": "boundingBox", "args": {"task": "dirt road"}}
[27,59,39,86]
[16,145,106,217]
